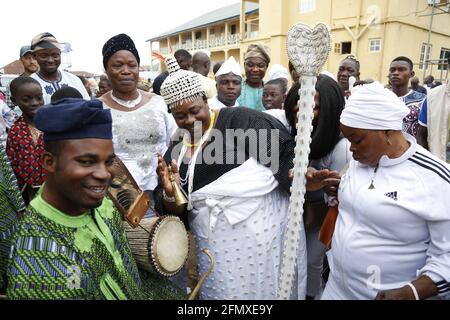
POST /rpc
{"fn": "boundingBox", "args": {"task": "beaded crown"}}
[160,55,205,108]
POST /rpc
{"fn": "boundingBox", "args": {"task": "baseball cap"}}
[31,32,62,52]
[19,45,33,57]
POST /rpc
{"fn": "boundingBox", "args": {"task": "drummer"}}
[4,98,185,300]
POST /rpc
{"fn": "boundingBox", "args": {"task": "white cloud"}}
[2,0,239,74]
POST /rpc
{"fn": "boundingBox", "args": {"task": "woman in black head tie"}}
[99,34,177,214]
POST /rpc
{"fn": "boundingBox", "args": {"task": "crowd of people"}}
[0,30,449,300]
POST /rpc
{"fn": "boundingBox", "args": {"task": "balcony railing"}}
[245,31,259,39]
[158,30,259,53]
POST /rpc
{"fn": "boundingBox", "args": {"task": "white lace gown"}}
[103,95,177,191]
[188,158,307,300]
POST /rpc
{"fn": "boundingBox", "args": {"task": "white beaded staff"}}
[277,23,331,300]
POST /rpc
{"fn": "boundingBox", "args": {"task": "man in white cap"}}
[30,32,90,104]
[208,56,242,109]
[321,82,450,300]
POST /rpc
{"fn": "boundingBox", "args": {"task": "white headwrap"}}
[340,82,409,131]
[215,56,242,78]
[160,55,205,109]
[268,64,289,81]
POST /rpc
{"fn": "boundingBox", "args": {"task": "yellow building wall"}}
[210,51,226,65]
[151,0,449,82]
[258,0,449,83]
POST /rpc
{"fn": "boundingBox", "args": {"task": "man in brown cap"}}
[30,32,90,104]
[237,44,271,111]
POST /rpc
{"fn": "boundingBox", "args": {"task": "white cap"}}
[269,64,289,81]
[320,70,337,82]
[215,56,242,78]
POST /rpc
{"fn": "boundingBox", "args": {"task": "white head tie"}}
[340,82,409,131]
[215,56,242,79]
[269,64,289,81]
[160,55,205,109]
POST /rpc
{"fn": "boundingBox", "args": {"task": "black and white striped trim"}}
[408,152,450,184]
[435,280,450,294]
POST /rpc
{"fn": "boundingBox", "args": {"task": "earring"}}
[385,131,392,145]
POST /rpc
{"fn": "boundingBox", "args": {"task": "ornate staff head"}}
[287,23,331,76]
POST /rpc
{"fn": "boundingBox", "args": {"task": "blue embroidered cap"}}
[35,98,112,141]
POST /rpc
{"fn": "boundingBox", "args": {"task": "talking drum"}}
[107,157,150,227]
[124,216,189,277]
[106,157,189,277]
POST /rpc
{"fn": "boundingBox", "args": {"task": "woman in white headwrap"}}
[321,82,450,300]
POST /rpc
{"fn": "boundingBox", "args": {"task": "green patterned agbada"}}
[6,190,186,300]
[0,144,26,291]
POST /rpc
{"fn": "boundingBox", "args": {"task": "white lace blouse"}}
[103,95,178,191]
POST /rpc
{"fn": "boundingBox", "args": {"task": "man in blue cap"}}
[4,98,184,300]
[2,45,40,118]
[19,45,39,77]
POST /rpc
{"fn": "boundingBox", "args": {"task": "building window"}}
[334,43,341,54]
[369,39,381,53]
[341,42,352,54]
[438,48,450,70]
[231,24,237,35]
[195,31,202,40]
[334,42,352,54]
[299,0,316,13]
[419,43,432,70]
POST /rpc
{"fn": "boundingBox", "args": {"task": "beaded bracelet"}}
[163,190,175,203]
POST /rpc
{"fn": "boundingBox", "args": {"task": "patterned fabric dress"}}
[6,191,185,300]
[0,144,26,291]
[399,90,427,136]
[6,116,45,191]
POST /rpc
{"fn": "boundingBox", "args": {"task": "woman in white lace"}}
[99,34,177,203]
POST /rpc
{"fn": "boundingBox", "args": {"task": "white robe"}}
[187,158,307,300]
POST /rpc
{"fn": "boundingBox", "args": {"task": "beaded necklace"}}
[110,91,142,109]
[182,110,216,148]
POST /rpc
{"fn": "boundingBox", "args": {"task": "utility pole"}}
[423,2,436,81]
